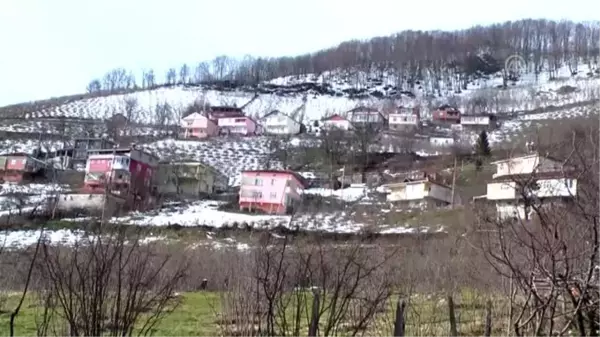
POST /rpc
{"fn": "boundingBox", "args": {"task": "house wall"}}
[239,171,303,214]
[487,178,577,200]
[350,111,384,124]
[496,202,528,220]
[156,163,222,196]
[387,181,454,204]
[493,156,563,178]
[218,117,256,135]
[181,116,218,138]
[461,116,490,125]
[323,119,351,130]
[428,183,453,204]
[487,181,517,200]
[389,114,419,126]
[5,156,29,171]
[264,114,300,134]
[429,137,455,147]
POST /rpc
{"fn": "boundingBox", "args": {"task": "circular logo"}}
[504,54,526,77]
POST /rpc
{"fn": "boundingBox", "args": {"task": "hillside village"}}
[0,15,599,336]
[0,77,596,233]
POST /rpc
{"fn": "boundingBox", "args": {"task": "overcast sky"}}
[0,0,598,106]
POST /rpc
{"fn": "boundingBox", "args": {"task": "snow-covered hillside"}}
[142,137,280,185]
[1,62,597,128]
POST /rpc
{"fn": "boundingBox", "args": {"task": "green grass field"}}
[0,289,509,336]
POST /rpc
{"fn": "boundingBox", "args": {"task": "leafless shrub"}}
[35,225,188,336]
[215,230,398,336]
[473,124,599,336]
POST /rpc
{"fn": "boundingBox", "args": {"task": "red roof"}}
[325,114,347,121]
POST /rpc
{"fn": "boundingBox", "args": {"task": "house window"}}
[271,179,275,185]
[566,179,573,188]
[252,191,263,199]
[10,159,16,165]
[270,192,277,199]
[255,178,263,186]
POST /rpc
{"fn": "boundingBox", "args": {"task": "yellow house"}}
[156,161,228,197]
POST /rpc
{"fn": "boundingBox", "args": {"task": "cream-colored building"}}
[477,153,577,220]
[155,161,228,197]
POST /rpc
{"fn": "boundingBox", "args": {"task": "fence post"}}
[393,299,406,337]
[308,290,320,337]
[448,295,458,336]
[484,300,492,337]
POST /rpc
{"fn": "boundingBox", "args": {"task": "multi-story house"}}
[217,116,258,136]
[322,114,353,131]
[388,107,420,131]
[260,110,302,135]
[72,138,115,168]
[82,147,159,209]
[180,112,218,139]
[155,160,228,197]
[347,106,386,129]
[432,105,461,124]
[238,170,308,214]
[478,153,577,220]
[0,153,45,182]
[381,171,459,208]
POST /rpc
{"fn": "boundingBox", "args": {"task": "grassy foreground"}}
[0,289,509,336]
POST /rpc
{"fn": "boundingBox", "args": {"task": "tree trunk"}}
[308,291,320,337]
[448,295,459,336]
[393,299,406,336]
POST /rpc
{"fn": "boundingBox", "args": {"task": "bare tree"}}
[142,69,156,89]
[102,68,129,92]
[166,68,177,85]
[474,125,599,336]
[179,64,190,84]
[216,229,396,336]
[194,62,212,83]
[36,224,187,336]
[123,97,140,125]
[212,55,232,81]
[86,79,102,94]
[154,102,173,131]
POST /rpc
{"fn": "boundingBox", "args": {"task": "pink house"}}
[239,170,308,214]
[218,116,258,136]
[181,112,218,139]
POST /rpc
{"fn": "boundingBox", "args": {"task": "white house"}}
[322,114,352,131]
[260,110,301,135]
[217,116,258,136]
[480,153,577,220]
[382,174,459,209]
[389,107,420,130]
[460,114,498,128]
[491,153,566,179]
[429,135,455,147]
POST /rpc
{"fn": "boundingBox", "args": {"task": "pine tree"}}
[476,130,491,157]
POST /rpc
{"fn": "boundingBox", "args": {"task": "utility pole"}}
[450,155,457,208]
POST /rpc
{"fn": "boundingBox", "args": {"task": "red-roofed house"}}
[239,170,308,214]
[322,114,352,131]
[0,153,45,182]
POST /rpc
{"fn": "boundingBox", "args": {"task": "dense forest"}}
[88,19,600,94]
